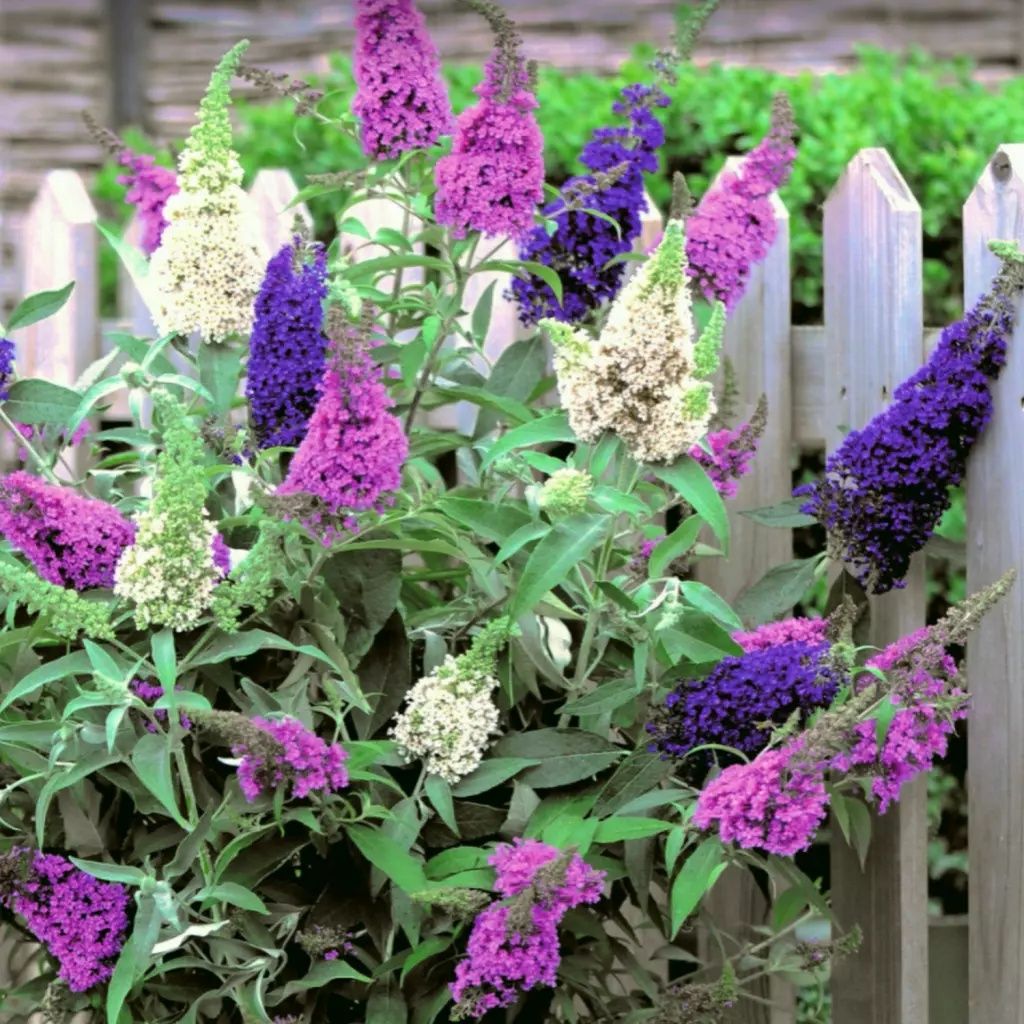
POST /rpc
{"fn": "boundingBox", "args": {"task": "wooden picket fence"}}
[5,145,1024,1024]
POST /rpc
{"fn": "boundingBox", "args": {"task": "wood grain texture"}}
[963,144,1024,1024]
[823,149,929,1024]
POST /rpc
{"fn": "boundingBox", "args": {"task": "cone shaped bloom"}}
[546,220,724,463]
[434,3,543,239]
[352,0,453,158]
[148,41,263,341]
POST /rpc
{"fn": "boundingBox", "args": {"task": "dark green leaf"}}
[740,497,817,528]
[481,411,575,469]
[2,379,80,427]
[321,548,402,662]
[352,611,411,739]
[131,732,189,828]
[593,753,672,818]
[451,757,542,797]
[437,497,532,545]
[424,776,459,835]
[198,342,244,418]
[670,838,726,937]
[493,729,622,788]
[734,557,823,628]
[648,515,702,579]
[593,817,671,842]
[348,824,429,893]
[560,679,640,717]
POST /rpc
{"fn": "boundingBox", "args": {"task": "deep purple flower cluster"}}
[0,471,135,591]
[0,337,14,399]
[352,0,453,159]
[0,849,130,991]
[131,679,193,732]
[796,287,1014,593]
[117,148,178,255]
[686,95,796,311]
[246,240,329,449]
[451,840,604,1018]
[692,742,829,856]
[234,716,349,802]
[434,21,544,239]
[277,321,408,544]
[513,83,669,324]
[647,638,843,762]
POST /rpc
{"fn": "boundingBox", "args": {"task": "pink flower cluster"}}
[278,330,407,544]
[450,839,604,1018]
[117,149,179,255]
[434,28,544,239]
[0,471,135,591]
[234,716,349,802]
[694,625,967,854]
[686,96,796,311]
[0,849,129,991]
[690,420,762,498]
[352,0,453,158]
[733,617,827,652]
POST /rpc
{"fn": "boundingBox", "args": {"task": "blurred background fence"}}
[7,138,1024,1024]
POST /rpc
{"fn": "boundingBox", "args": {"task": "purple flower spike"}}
[0,471,135,591]
[117,149,179,255]
[352,0,453,159]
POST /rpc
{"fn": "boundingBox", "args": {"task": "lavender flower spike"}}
[686,94,797,311]
[434,1,544,240]
[352,0,454,159]
[797,241,1024,593]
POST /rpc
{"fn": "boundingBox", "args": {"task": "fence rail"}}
[5,146,1024,1024]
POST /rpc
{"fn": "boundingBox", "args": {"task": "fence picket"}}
[823,148,929,1024]
[963,145,1024,1024]
[247,168,311,260]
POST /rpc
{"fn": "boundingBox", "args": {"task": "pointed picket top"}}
[247,169,311,261]
[21,170,99,387]
[822,147,928,1024]
[638,187,664,253]
[963,145,1024,1024]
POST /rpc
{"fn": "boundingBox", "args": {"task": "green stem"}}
[0,407,60,485]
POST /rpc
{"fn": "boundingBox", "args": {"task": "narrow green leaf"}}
[510,513,609,617]
[130,732,189,828]
[734,557,822,627]
[69,858,147,886]
[198,342,244,418]
[7,282,75,332]
[680,581,744,632]
[348,824,429,893]
[481,411,575,469]
[651,457,729,552]
[593,817,671,842]
[670,838,725,937]
[400,936,451,984]
[451,757,541,797]
[1,650,92,711]
[648,515,702,579]
[201,881,269,915]
[560,679,639,717]
[1,379,80,428]
[740,497,817,528]
[424,776,459,836]
[105,938,137,1024]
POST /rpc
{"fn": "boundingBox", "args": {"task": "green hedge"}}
[230,45,1024,325]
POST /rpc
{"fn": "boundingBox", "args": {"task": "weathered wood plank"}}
[247,168,311,262]
[823,148,928,1024]
[963,144,1024,1024]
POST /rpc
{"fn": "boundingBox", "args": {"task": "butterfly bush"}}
[434,0,544,239]
[450,840,604,1018]
[0,337,12,398]
[118,149,179,255]
[246,238,329,449]
[0,849,129,992]
[546,216,725,463]
[148,40,264,341]
[0,471,135,590]
[114,391,222,630]
[797,241,1024,593]
[513,82,669,324]
[352,0,453,158]
[4,12,1020,1020]
[277,308,407,542]
[686,94,797,311]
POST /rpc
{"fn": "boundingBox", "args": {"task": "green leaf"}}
[648,515,702,579]
[481,411,575,469]
[98,223,151,302]
[437,497,532,545]
[733,557,823,627]
[347,253,450,278]
[509,513,609,618]
[400,936,452,984]
[560,679,640,717]
[279,958,372,998]
[130,732,189,828]
[1,379,80,428]
[493,729,622,788]
[680,581,744,632]
[740,497,817,528]
[6,282,75,331]
[151,629,177,688]
[348,824,429,893]
[424,776,459,835]
[68,858,147,886]
[106,938,138,1024]
[198,342,244,418]
[477,258,563,305]
[470,280,497,342]
[201,882,269,915]
[651,457,729,553]
[593,817,671,843]
[1,650,92,711]
[670,837,726,937]
[477,337,549,436]
[593,753,672,818]
[451,757,542,797]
